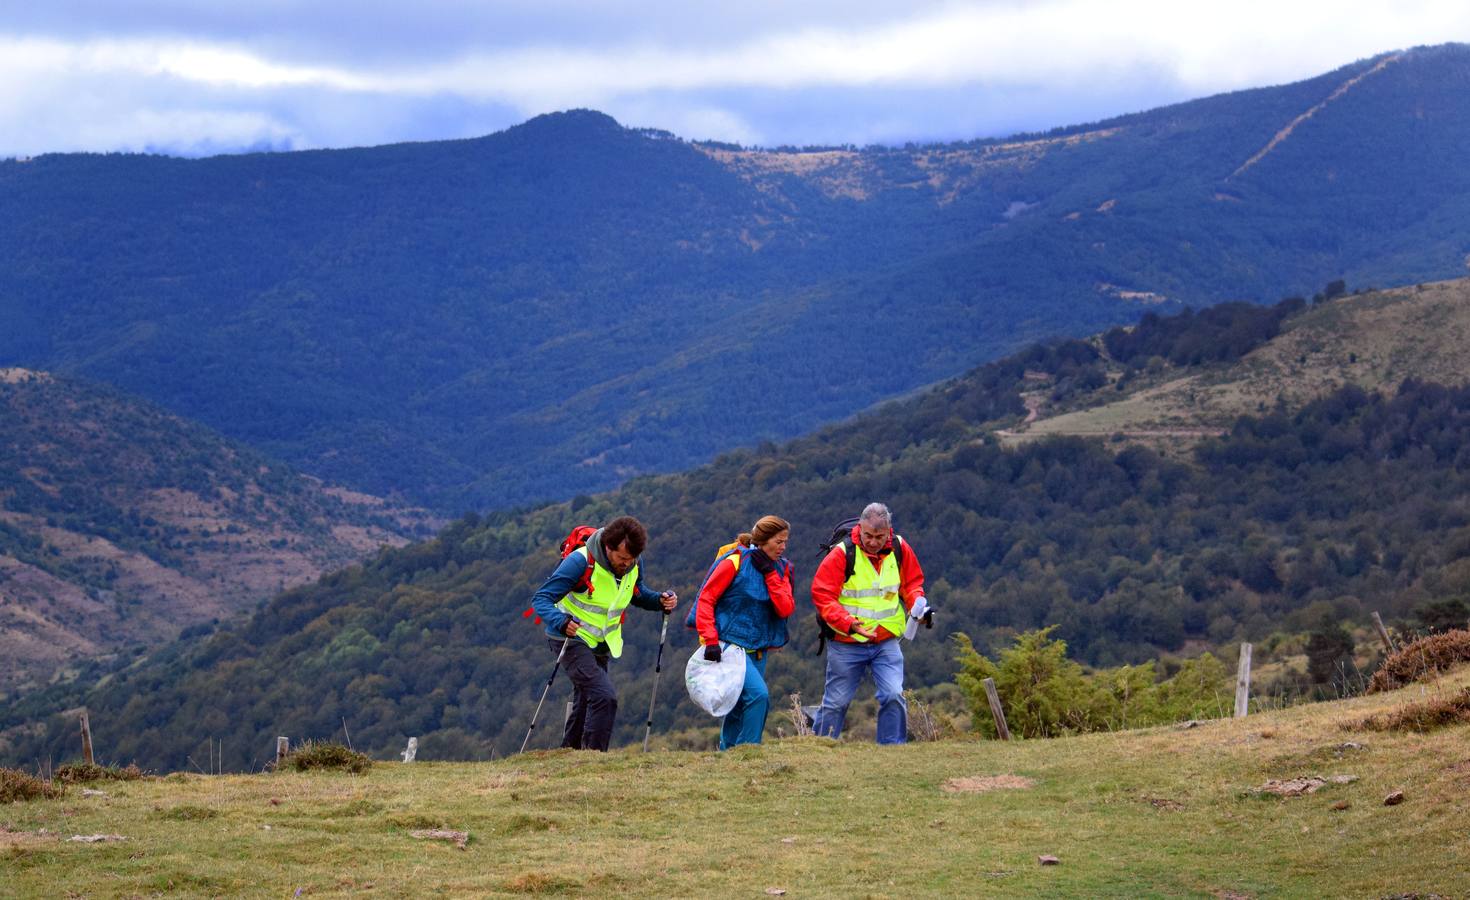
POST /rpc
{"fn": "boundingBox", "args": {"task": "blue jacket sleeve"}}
[631,566,665,611]
[531,554,590,635]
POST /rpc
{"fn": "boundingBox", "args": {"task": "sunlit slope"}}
[1009,277,1470,446]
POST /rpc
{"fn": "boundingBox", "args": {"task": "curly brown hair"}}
[602,516,648,557]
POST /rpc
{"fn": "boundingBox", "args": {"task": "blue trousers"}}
[813,639,908,744]
[719,650,770,750]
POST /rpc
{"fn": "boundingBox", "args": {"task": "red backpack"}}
[522,525,599,624]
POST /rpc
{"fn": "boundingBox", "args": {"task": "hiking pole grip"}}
[643,611,670,753]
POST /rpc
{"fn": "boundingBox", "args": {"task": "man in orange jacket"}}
[810,502,931,743]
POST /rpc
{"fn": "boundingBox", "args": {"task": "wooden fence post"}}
[982,677,1011,740]
[79,710,95,766]
[1234,642,1253,718]
[276,736,289,766]
[1371,611,1396,654]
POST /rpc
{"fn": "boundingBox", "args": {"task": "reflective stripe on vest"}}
[840,543,906,638]
[556,546,639,657]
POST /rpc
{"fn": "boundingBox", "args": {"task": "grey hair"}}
[860,502,892,528]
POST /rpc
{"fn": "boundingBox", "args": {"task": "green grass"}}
[3,671,1469,897]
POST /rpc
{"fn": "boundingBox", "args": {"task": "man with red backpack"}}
[810,502,932,744]
[529,516,678,751]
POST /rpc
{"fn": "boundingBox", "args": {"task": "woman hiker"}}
[691,515,796,749]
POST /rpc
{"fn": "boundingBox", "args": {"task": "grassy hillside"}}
[1010,278,1470,449]
[7,282,1470,770]
[5,46,1470,509]
[0,369,436,696]
[3,666,1467,897]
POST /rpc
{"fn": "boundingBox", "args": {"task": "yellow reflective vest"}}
[840,541,908,639]
[555,546,639,657]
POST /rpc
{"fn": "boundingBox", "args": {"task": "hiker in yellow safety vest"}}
[529,516,678,751]
[810,502,932,744]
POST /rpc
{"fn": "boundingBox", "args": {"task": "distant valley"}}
[0,369,435,695]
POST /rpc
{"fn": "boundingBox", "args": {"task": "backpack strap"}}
[838,533,904,580]
[574,545,595,595]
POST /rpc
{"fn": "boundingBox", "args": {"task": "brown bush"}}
[1366,629,1470,693]
[55,762,147,783]
[0,767,65,804]
[1350,687,1470,733]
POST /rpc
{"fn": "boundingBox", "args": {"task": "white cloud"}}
[3,0,1469,154]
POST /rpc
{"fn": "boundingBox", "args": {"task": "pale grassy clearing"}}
[4,669,1468,897]
[1001,278,1470,450]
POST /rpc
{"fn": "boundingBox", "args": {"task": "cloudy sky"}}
[5,0,1469,157]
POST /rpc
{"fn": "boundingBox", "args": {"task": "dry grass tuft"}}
[502,871,581,894]
[905,691,948,742]
[1367,630,1470,692]
[1350,687,1470,733]
[0,768,65,804]
[784,692,814,737]
[155,804,220,821]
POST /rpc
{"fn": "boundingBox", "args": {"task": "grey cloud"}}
[7,0,963,66]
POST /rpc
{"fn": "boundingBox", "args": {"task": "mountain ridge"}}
[5,45,1470,511]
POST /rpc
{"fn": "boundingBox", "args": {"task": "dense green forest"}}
[7,293,1469,770]
[4,45,1470,510]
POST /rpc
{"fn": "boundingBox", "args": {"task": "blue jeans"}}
[814,639,907,744]
[719,651,769,750]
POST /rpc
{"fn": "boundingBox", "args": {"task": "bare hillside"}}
[0,372,438,694]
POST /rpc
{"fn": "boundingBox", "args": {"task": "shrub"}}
[954,629,1233,738]
[274,741,372,774]
[0,768,65,803]
[1350,688,1470,733]
[1367,629,1470,693]
[954,627,1098,738]
[55,762,147,783]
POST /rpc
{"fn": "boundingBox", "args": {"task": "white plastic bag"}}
[684,643,747,717]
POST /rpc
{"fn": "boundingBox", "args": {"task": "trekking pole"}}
[642,611,670,753]
[521,639,570,754]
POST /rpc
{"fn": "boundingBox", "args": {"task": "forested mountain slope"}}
[0,369,435,695]
[7,282,1470,769]
[4,45,1470,509]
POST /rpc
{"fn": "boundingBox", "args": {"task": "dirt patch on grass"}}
[1257,775,1358,797]
[941,774,1036,793]
[0,826,57,847]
